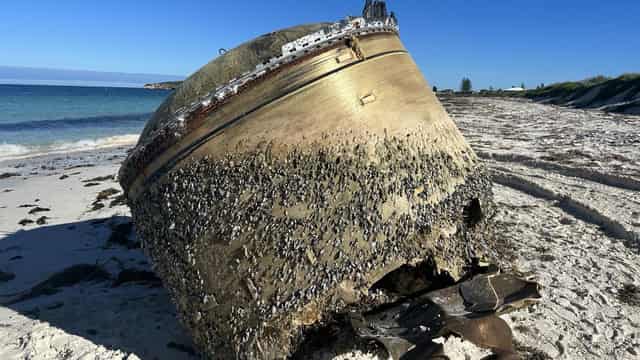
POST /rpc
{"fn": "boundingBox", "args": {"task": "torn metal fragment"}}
[351,273,541,359]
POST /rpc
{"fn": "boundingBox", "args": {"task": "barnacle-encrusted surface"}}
[130,133,497,359]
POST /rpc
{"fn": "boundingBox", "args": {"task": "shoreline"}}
[0,81,158,89]
[0,139,137,167]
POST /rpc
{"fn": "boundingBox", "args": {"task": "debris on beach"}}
[83,175,115,183]
[64,163,95,170]
[0,264,110,306]
[351,273,541,359]
[0,172,20,179]
[117,1,529,358]
[0,271,16,283]
[59,171,81,180]
[109,194,127,208]
[18,219,34,226]
[90,202,105,211]
[18,204,38,208]
[96,188,120,201]
[112,269,162,288]
[27,206,50,215]
[90,188,122,211]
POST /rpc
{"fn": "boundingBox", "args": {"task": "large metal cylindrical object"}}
[120,23,497,359]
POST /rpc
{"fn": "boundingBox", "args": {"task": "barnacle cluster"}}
[129,133,498,358]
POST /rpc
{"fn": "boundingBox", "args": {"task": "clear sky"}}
[1,0,638,89]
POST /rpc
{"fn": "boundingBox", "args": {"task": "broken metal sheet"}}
[459,274,500,313]
[351,273,541,359]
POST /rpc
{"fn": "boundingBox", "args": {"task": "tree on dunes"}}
[460,78,472,92]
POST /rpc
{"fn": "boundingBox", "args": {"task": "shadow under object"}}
[0,218,198,359]
[119,4,500,359]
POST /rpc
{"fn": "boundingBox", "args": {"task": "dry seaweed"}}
[96,188,120,202]
[83,175,115,183]
[0,271,16,283]
[1,264,110,305]
[28,207,50,215]
[109,194,127,207]
[112,269,162,287]
[0,173,20,179]
[18,219,34,226]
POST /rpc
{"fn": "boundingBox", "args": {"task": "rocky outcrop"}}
[143,81,183,90]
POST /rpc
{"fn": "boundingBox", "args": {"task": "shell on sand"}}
[119,19,499,360]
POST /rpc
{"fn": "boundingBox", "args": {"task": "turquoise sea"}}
[0,84,171,160]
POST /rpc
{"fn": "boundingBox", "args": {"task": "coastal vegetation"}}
[440,74,640,116]
[460,77,472,92]
[524,73,640,115]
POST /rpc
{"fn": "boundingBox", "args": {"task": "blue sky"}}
[0,0,638,89]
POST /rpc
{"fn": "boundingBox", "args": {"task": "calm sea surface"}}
[0,84,171,160]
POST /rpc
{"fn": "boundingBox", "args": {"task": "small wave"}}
[0,134,139,161]
[0,113,152,131]
[0,143,30,158]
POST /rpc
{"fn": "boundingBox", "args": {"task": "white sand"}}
[1,97,639,359]
[444,96,640,359]
[0,149,196,360]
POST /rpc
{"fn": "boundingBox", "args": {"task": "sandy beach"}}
[443,96,640,360]
[1,97,639,359]
[0,146,198,360]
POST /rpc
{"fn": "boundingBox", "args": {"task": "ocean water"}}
[0,84,171,160]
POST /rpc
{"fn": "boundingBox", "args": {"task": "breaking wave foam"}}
[0,134,139,161]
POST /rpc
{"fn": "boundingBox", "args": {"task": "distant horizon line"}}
[0,64,185,79]
[0,79,176,89]
[0,65,185,89]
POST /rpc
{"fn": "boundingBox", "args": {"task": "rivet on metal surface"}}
[360,93,377,106]
[336,51,354,64]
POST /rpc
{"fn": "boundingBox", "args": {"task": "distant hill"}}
[524,74,640,115]
[0,66,184,88]
[144,81,183,90]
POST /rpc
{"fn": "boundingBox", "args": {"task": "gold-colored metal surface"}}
[138,23,332,140]
[128,32,469,198]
